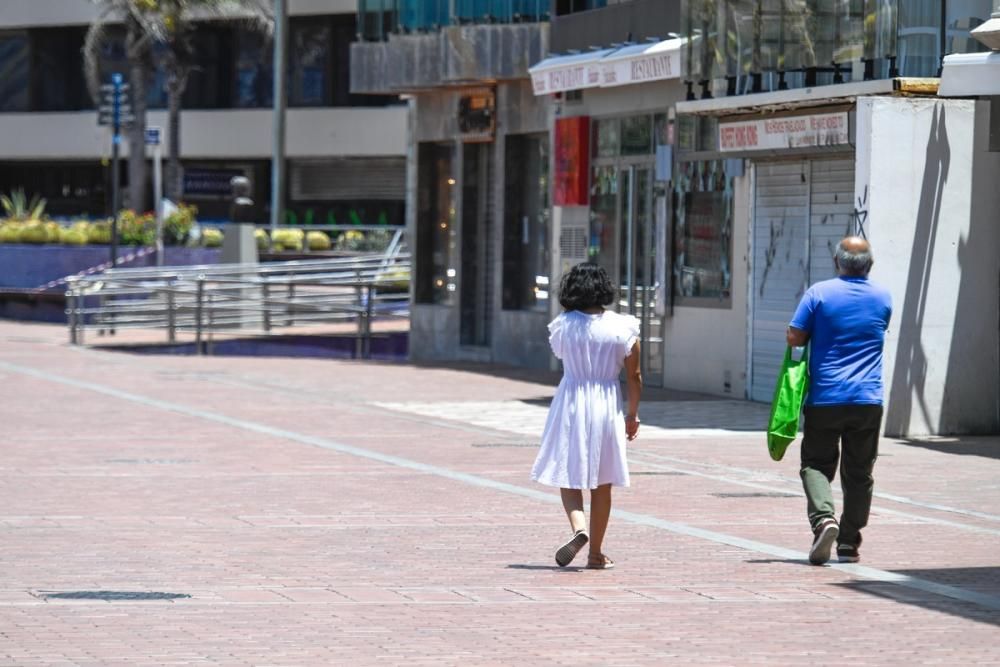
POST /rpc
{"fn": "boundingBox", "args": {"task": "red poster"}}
[553,116,590,206]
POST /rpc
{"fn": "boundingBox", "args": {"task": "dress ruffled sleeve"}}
[622,314,641,358]
[547,314,565,360]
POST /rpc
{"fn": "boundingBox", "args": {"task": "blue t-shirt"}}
[789,276,892,406]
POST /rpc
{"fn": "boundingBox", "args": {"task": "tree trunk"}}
[165,69,185,202]
[125,13,149,212]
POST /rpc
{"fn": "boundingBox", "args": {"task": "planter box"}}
[0,245,221,290]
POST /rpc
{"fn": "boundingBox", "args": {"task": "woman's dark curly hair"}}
[558,262,616,311]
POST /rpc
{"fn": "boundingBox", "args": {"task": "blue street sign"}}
[145,127,162,146]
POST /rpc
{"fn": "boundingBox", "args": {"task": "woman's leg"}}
[588,484,612,555]
[560,488,587,533]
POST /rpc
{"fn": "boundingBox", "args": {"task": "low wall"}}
[0,245,221,290]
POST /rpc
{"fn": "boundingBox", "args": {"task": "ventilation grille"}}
[290,158,406,201]
[559,225,588,261]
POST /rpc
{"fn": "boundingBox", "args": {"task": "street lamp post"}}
[270,0,287,246]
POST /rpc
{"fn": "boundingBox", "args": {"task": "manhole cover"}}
[712,492,798,498]
[40,591,190,601]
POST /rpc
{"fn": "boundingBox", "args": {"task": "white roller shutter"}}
[750,160,810,403]
[749,157,856,403]
[809,158,855,285]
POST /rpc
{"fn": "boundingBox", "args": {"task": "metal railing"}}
[65,250,411,358]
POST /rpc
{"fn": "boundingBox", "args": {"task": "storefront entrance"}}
[749,157,855,402]
[592,160,665,386]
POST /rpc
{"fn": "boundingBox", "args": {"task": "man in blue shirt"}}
[787,236,892,565]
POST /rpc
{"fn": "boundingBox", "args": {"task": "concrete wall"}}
[858,96,1000,436]
[0,0,355,27]
[0,107,407,160]
[662,172,751,398]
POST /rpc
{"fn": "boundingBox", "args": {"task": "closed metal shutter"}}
[749,157,855,403]
[750,160,810,403]
[290,157,406,201]
[808,158,855,285]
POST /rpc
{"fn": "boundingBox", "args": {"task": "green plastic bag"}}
[766,346,809,461]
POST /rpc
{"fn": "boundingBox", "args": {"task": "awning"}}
[529,38,684,96]
[529,48,616,96]
[598,38,683,88]
[939,51,1000,96]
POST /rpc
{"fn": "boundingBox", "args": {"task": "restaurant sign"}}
[718,112,849,152]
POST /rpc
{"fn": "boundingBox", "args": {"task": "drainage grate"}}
[712,492,798,498]
[632,471,688,476]
[106,459,196,465]
[471,443,538,448]
[40,591,191,601]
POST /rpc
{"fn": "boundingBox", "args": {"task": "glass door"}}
[618,165,664,386]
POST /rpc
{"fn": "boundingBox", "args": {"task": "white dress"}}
[531,310,640,490]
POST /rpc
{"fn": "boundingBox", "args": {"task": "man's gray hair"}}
[835,240,873,276]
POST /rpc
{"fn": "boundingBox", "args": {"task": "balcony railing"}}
[358,0,549,41]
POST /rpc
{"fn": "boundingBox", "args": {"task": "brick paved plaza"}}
[1,321,998,666]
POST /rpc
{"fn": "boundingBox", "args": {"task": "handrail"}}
[66,248,411,357]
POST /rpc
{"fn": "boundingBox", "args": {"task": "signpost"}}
[99,73,134,269]
[146,127,164,265]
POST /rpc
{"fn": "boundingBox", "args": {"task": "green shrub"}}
[335,228,394,252]
[118,210,156,246]
[0,222,23,243]
[254,228,270,251]
[0,189,46,222]
[21,221,49,244]
[164,203,197,246]
[87,220,112,245]
[202,227,224,248]
[272,228,303,251]
[59,228,88,245]
[306,230,331,251]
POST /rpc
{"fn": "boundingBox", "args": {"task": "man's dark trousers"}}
[800,405,883,547]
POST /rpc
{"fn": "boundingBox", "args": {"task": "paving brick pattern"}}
[0,321,998,666]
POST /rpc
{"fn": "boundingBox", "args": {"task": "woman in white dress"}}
[531,263,642,569]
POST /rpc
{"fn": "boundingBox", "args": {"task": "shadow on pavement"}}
[896,436,1000,460]
[507,564,584,572]
[832,567,1000,627]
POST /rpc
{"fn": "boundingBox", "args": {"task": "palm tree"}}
[85,1,272,205]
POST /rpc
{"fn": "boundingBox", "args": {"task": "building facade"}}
[351,0,554,366]
[0,0,407,225]
[349,0,999,436]
[674,0,1000,436]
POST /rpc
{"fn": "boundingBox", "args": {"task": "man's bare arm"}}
[786,326,809,347]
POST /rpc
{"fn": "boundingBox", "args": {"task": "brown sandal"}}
[586,553,615,570]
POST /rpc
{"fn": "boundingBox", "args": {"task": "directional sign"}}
[96,73,134,128]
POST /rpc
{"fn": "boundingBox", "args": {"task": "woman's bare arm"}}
[624,340,642,441]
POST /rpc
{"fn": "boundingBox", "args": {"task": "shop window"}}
[0,33,30,112]
[555,0,609,15]
[620,115,653,156]
[898,0,994,77]
[672,160,732,305]
[234,29,273,108]
[588,165,617,276]
[415,142,457,305]
[503,133,551,311]
[182,26,234,109]
[290,19,331,107]
[32,28,90,111]
[593,118,620,158]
